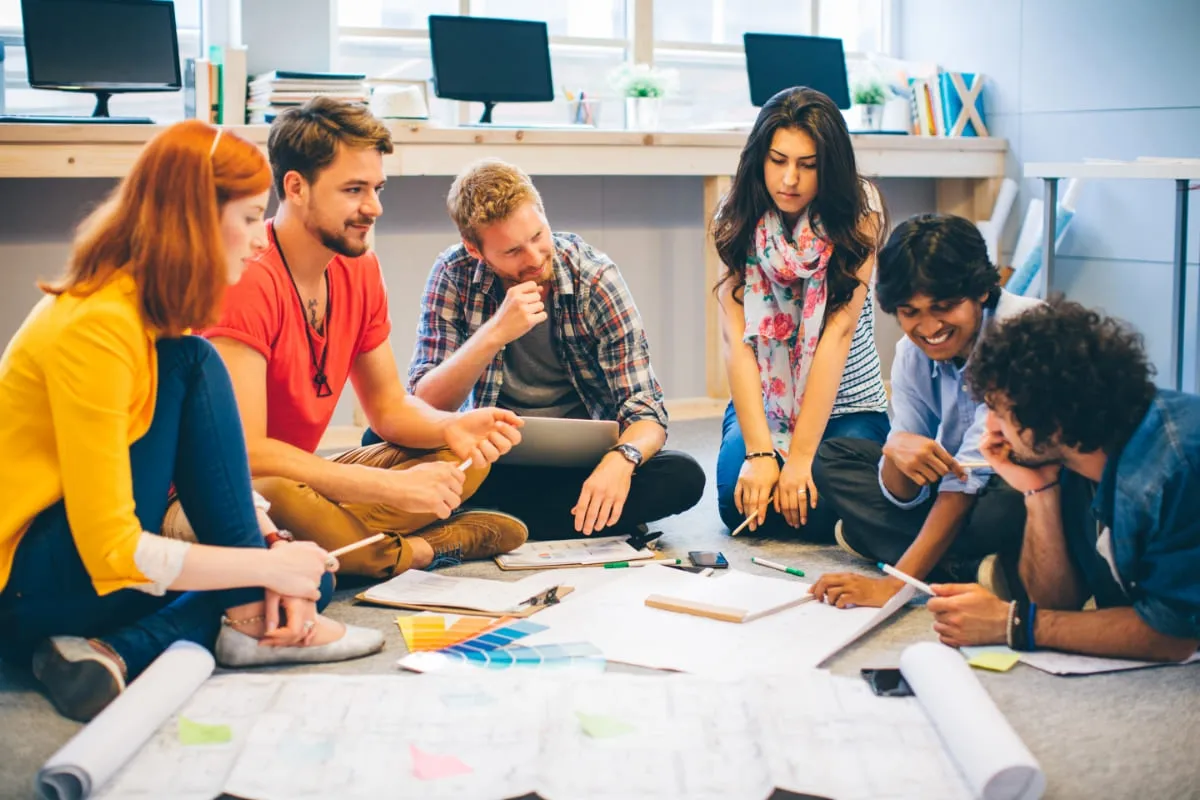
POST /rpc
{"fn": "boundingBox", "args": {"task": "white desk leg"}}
[1173,179,1190,391]
[1041,178,1058,298]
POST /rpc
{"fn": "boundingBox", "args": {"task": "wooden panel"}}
[703,175,733,400]
[935,176,1002,221]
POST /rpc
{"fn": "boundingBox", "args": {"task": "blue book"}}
[938,72,988,137]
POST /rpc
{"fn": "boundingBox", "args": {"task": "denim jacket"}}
[1074,389,1200,640]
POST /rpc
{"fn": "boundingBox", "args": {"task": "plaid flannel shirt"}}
[408,232,669,431]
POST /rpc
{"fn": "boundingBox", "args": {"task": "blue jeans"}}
[715,401,890,540]
[0,337,332,679]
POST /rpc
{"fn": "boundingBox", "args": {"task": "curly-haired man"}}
[926,301,1199,662]
[811,213,1040,608]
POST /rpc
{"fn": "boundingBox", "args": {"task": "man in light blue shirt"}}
[811,214,1040,608]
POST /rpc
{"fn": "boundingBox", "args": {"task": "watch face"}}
[619,444,643,465]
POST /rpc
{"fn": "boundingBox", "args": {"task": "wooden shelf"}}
[0,123,1007,180]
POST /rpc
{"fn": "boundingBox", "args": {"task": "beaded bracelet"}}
[221,613,266,628]
[1024,479,1060,498]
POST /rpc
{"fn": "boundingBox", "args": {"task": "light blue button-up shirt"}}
[879,290,1042,508]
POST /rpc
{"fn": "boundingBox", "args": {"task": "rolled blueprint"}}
[900,642,1045,800]
[36,640,215,800]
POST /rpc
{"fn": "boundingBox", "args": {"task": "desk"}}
[1025,161,1200,390]
[0,124,1008,400]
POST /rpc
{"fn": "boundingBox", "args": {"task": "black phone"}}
[687,551,729,569]
[860,667,913,697]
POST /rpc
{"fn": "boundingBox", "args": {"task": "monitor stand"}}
[478,101,498,124]
[0,90,154,125]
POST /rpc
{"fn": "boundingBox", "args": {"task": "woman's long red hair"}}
[41,120,271,336]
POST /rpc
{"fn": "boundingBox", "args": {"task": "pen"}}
[604,558,682,569]
[751,556,805,577]
[877,562,934,595]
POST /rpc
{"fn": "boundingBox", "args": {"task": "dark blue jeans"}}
[0,337,332,679]
[716,401,890,540]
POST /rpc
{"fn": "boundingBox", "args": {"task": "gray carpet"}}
[1,418,1198,799]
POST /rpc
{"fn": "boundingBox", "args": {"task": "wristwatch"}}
[609,443,644,468]
[264,529,294,548]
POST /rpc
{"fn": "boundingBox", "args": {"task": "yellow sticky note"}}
[576,711,636,738]
[177,716,232,745]
[968,650,1020,672]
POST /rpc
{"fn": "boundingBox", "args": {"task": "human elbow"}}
[1147,634,1199,663]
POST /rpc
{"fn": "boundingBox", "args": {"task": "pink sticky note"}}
[410,744,472,781]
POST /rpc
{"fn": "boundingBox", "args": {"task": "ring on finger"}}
[302,619,315,633]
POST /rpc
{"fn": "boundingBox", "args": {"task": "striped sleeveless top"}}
[830,283,889,417]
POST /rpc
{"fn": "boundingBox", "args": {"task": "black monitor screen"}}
[428,15,553,104]
[744,33,850,109]
[23,0,181,90]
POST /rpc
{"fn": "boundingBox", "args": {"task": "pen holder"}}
[569,98,601,126]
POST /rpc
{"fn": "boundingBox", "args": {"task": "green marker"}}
[751,556,805,577]
[605,558,683,569]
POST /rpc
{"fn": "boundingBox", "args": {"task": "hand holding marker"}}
[325,459,474,562]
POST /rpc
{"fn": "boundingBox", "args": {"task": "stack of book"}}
[908,70,989,137]
[247,70,368,124]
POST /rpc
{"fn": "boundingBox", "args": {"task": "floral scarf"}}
[743,207,833,452]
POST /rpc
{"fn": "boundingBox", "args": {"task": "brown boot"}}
[413,510,528,568]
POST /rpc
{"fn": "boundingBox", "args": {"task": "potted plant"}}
[608,62,678,130]
[852,79,887,130]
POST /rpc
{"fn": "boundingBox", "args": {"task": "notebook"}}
[495,534,656,570]
[644,570,814,623]
[356,570,571,617]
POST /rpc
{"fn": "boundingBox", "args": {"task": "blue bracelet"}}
[1027,602,1037,651]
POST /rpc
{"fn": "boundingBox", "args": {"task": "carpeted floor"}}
[1,418,1197,799]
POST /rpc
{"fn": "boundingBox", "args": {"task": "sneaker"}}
[415,509,528,569]
[976,553,1012,601]
[214,624,384,668]
[31,636,127,722]
[833,519,871,562]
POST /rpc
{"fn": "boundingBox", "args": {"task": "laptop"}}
[502,416,619,468]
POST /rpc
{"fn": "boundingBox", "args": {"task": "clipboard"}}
[354,584,574,618]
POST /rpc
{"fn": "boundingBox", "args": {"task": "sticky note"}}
[177,716,232,745]
[576,711,636,738]
[410,744,472,780]
[962,645,1020,672]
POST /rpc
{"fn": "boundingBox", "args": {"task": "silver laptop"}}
[502,416,620,468]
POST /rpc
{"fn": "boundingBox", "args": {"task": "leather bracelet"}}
[744,451,776,461]
[1023,479,1060,498]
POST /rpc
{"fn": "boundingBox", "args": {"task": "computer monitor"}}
[428,15,554,124]
[743,32,851,110]
[21,0,181,118]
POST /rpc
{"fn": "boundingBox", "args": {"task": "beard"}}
[1007,446,1061,469]
[314,218,373,258]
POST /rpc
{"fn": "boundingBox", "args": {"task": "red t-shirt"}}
[205,221,392,454]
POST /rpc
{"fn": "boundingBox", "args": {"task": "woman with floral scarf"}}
[712,87,890,537]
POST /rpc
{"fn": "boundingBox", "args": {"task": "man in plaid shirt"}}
[366,158,704,539]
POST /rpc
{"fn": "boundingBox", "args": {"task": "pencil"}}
[326,458,474,561]
[878,562,934,595]
[730,493,775,536]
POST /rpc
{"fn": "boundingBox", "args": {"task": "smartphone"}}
[860,668,913,697]
[687,551,729,569]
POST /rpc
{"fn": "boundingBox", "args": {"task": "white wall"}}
[897,0,1200,388]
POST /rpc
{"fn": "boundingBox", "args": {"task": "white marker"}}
[878,562,934,595]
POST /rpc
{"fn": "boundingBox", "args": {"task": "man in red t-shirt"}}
[164,98,527,579]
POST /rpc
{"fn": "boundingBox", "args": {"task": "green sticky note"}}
[576,711,636,739]
[963,646,1020,673]
[178,715,232,745]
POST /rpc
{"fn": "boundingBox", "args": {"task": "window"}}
[335,0,887,129]
[336,0,630,128]
[0,0,202,120]
[653,0,812,46]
